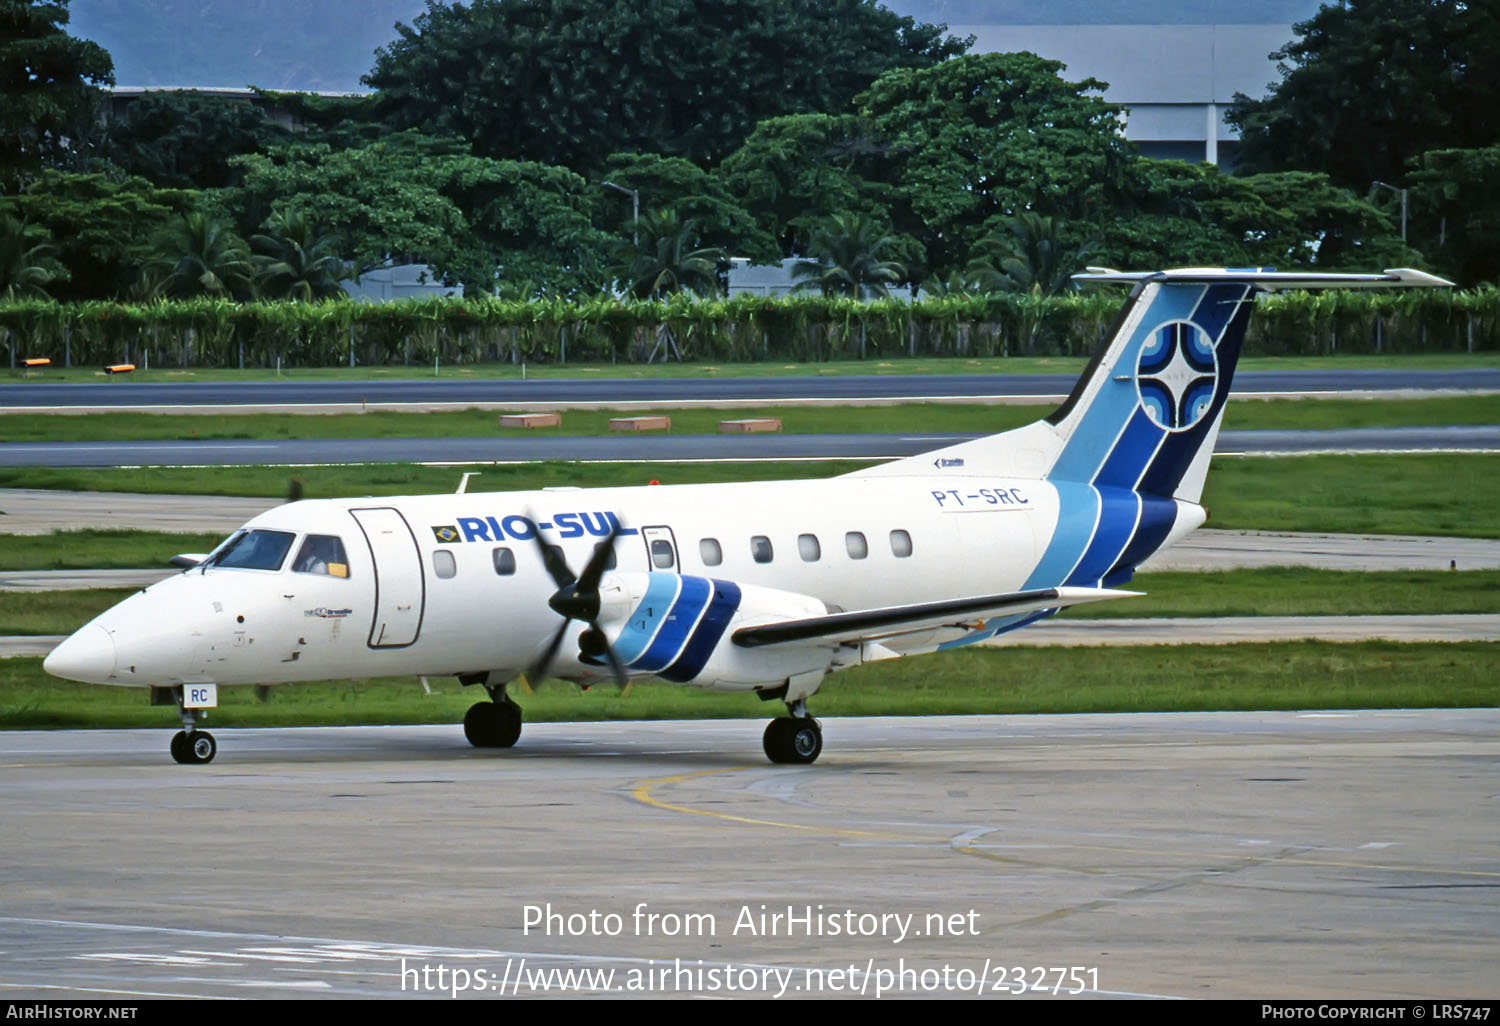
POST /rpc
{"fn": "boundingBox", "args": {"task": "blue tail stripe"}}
[1108,494,1178,578]
[1066,487,1140,587]
[1023,481,1100,589]
[632,575,712,672]
[1093,406,1165,490]
[659,580,742,683]
[612,573,681,664]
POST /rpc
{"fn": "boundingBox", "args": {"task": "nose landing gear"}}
[160,690,217,765]
[763,698,822,764]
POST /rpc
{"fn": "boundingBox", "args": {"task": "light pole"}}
[600,181,639,244]
[1371,180,1408,243]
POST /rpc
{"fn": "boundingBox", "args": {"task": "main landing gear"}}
[763,698,822,765]
[464,684,522,749]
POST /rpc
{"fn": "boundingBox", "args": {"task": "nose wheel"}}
[763,700,822,764]
[171,729,217,764]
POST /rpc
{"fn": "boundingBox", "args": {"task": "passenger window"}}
[292,534,350,578]
[650,539,675,569]
[798,533,821,562]
[845,531,868,559]
[751,536,773,564]
[433,550,457,579]
[493,547,516,576]
[890,529,913,558]
[700,538,723,566]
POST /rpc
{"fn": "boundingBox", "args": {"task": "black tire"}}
[763,718,821,765]
[170,730,189,764]
[183,731,216,764]
[464,700,523,748]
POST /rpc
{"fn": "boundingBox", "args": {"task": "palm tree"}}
[965,212,1098,297]
[151,212,254,299]
[251,212,353,301]
[0,217,57,300]
[610,209,725,300]
[792,213,906,299]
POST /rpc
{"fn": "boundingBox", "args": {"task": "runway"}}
[3,425,1496,468]
[0,711,1494,999]
[5,367,1499,413]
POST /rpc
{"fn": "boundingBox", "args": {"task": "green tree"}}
[0,169,192,298]
[0,0,114,188]
[595,153,776,262]
[718,113,905,260]
[0,214,56,298]
[609,209,725,299]
[857,52,1133,278]
[219,134,614,294]
[966,213,1098,297]
[792,212,906,299]
[1408,145,1500,286]
[363,0,968,175]
[150,211,254,299]
[250,211,351,301]
[106,90,290,189]
[1227,0,1500,190]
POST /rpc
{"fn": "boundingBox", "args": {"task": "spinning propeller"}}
[526,514,629,688]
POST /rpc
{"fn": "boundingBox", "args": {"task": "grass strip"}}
[1,642,1494,729]
[5,395,1497,442]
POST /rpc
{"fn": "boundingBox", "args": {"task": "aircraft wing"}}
[731,586,1139,649]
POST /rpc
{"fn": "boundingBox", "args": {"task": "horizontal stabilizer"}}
[1073,267,1454,290]
[731,586,1138,649]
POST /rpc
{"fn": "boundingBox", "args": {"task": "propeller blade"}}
[596,626,629,690]
[524,509,575,588]
[575,521,624,595]
[528,619,570,685]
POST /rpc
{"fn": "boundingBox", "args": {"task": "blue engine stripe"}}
[1023,481,1100,589]
[659,580,743,683]
[1066,487,1140,587]
[612,574,681,664]
[632,576,712,673]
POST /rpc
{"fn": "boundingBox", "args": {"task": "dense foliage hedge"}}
[2,289,1496,369]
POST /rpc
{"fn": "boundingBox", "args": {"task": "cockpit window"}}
[206,529,296,571]
[292,534,350,578]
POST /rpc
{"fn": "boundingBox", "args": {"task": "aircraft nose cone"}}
[43,625,117,683]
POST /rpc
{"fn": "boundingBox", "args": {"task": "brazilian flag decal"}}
[432,525,460,543]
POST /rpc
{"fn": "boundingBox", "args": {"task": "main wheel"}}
[763,718,822,765]
[464,700,523,748]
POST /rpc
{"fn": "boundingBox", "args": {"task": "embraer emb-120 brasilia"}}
[45,267,1451,765]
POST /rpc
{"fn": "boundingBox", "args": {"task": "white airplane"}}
[44,267,1450,765]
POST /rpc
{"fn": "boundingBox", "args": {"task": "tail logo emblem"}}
[1136,321,1218,432]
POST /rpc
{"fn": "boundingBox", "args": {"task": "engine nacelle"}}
[596,573,833,690]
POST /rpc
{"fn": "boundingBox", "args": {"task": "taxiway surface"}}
[0,711,1494,1000]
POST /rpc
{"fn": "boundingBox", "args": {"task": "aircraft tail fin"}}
[850,268,1451,504]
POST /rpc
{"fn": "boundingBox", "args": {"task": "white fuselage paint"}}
[72,473,1059,692]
